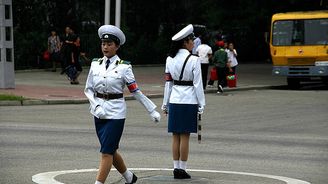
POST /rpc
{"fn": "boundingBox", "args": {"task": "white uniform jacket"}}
[162,49,205,108]
[85,55,156,119]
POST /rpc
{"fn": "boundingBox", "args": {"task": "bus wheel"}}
[287,77,301,89]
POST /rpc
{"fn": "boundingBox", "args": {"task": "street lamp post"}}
[0,0,15,89]
[104,0,121,28]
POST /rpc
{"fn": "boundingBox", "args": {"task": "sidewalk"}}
[0,63,286,106]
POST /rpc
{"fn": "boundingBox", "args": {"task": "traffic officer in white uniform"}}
[85,25,161,184]
[162,24,205,179]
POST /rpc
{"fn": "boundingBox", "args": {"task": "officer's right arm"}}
[162,57,173,113]
[84,64,100,113]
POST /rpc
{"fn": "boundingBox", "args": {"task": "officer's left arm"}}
[124,65,157,113]
[193,58,206,111]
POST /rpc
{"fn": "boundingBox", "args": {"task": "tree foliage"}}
[12,0,327,69]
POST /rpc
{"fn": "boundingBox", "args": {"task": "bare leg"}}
[172,133,181,160]
[179,133,190,161]
[113,151,127,174]
[96,153,113,183]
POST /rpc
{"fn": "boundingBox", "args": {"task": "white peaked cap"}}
[98,25,126,45]
[172,24,194,41]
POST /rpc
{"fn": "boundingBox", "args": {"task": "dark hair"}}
[168,33,195,57]
[168,40,184,58]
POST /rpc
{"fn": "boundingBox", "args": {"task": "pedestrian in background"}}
[47,29,61,72]
[162,24,205,179]
[212,40,228,93]
[69,27,82,84]
[227,42,238,74]
[84,25,161,184]
[59,26,77,73]
[196,34,212,89]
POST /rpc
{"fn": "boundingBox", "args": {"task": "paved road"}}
[1,87,327,184]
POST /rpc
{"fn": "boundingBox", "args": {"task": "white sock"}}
[123,170,133,183]
[95,181,103,184]
[180,161,187,170]
[173,160,180,169]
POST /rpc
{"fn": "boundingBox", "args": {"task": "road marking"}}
[32,168,311,184]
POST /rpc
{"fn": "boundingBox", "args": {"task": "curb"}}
[0,85,276,106]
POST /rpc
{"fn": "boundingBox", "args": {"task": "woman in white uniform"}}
[85,25,161,184]
[162,24,205,179]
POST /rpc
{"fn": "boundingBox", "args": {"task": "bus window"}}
[272,21,293,46]
[291,20,304,45]
[272,19,328,46]
[304,19,328,45]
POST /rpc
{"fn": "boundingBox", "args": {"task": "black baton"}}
[198,114,202,144]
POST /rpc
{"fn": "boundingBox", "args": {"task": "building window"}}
[6,48,12,62]
[5,5,11,19]
[5,27,11,41]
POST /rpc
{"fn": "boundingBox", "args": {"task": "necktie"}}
[105,59,110,69]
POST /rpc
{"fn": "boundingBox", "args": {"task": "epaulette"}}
[92,58,104,64]
[116,60,131,65]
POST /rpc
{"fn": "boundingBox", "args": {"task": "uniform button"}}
[104,77,106,78]
[103,84,105,86]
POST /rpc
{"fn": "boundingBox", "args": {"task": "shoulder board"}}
[92,58,102,62]
[92,58,104,64]
[116,60,131,65]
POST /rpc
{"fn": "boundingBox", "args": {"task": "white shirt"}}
[163,49,205,107]
[85,55,156,119]
[195,44,212,64]
[227,49,238,67]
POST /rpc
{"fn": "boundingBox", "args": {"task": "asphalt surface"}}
[1,89,327,184]
[1,63,328,184]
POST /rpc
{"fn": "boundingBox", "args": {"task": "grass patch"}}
[0,94,25,101]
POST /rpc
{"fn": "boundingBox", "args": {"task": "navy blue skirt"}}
[168,103,198,133]
[94,117,125,155]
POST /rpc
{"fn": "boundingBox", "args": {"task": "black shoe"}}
[174,169,191,179]
[179,169,191,179]
[70,81,79,85]
[125,173,137,184]
[173,168,180,179]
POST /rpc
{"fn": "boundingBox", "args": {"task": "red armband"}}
[127,81,139,93]
[165,73,173,81]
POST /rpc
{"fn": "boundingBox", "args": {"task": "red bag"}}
[227,74,237,88]
[210,67,218,81]
[43,51,50,61]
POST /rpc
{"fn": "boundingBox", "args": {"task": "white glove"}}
[198,106,204,114]
[161,104,168,114]
[150,110,161,123]
[94,106,106,119]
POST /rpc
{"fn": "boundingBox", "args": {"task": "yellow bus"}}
[270,11,328,88]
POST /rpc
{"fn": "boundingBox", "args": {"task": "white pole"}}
[104,0,110,25]
[115,0,121,28]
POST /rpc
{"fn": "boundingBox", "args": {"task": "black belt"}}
[95,92,123,100]
[173,80,193,86]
